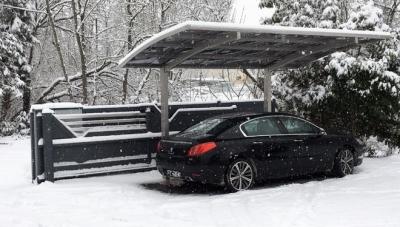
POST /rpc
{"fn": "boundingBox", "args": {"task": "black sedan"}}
[156,112,365,192]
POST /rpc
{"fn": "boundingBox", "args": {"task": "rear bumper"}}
[156,154,226,185]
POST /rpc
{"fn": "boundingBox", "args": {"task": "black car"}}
[156,112,365,192]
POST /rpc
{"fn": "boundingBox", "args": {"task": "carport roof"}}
[118,21,391,70]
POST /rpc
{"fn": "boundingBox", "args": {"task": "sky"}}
[230,0,274,24]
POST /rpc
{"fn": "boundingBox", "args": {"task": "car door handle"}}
[252,141,264,144]
[293,139,303,142]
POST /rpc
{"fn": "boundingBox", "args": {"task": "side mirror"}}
[319,129,327,135]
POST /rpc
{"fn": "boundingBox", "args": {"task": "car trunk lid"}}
[160,139,193,157]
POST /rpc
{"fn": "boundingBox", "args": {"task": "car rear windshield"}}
[178,118,230,136]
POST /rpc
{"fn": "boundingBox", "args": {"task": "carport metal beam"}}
[118,21,391,138]
[165,32,242,71]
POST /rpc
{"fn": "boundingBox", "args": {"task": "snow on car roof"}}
[119,21,391,70]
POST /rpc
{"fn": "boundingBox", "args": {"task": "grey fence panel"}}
[31,110,45,182]
[168,101,264,132]
[145,100,265,132]
[31,100,269,183]
[42,112,55,182]
[51,137,158,180]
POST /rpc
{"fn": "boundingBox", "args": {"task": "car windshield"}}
[180,118,226,135]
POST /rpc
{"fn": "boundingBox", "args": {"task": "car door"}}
[240,117,294,179]
[302,134,335,172]
[278,116,328,174]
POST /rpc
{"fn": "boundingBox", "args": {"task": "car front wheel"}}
[225,159,255,192]
[333,148,354,177]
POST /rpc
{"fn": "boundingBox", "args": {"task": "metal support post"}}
[160,68,170,138]
[264,68,272,112]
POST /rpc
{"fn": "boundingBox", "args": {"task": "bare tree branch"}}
[45,0,73,101]
[36,61,112,103]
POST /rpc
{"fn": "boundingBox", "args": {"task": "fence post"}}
[42,112,55,182]
[146,105,161,132]
[35,113,45,183]
[30,111,36,182]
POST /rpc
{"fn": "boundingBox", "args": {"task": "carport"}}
[29,22,391,183]
[118,21,391,138]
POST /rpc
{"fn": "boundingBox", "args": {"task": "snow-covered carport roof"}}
[118,21,391,138]
[118,21,391,70]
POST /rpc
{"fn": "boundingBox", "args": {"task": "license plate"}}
[166,170,181,178]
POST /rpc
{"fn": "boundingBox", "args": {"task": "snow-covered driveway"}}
[1,137,400,227]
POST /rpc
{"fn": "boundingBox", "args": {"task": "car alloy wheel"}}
[227,160,254,192]
[335,149,354,177]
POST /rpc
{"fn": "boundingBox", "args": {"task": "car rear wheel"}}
[225,159,254,192]
[333,148,354,177]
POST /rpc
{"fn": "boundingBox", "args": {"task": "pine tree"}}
[261,0,400,149]
[341,1,389,31]
[259,0,343,28]
[0,0,33,121]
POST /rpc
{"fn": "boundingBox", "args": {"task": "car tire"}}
[225,159,255,192]
[333,148,355,177]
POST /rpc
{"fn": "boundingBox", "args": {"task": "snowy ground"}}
[1,137,400,227]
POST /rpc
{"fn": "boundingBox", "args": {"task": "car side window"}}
[241,117,281,136]
[279,117,319,134]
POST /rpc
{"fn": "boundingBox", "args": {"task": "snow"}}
[55,111,143,120]
[54,160,156,179]
[304,4,314,16]
[83,100,260,110]
[51,132,180,145]
[54,154,155,167]
[76,125,147,137]
[41,108,54,114]
[10,17,23,33]
[30,103,83,112]
[168,99,263,106]
[1,136,400,226]
[342,1,390,32]
[326,52,357,76]
[366,136,400,157]
[84,102,158,110]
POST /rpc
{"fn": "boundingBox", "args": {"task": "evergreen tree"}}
[0,0,33,121]
[260,0,343,28]
[261,0,400,149]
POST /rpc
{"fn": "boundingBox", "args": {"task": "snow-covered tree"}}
[341,1,390,31]
[263,0,400,150]
[26,0,233,106]
[0,0,34,121]
[260,0,343,28]
[0,0,34,43]
[375,0,400,26]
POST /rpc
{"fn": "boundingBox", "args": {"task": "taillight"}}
[187,142,217,157]
[156,141,161,152]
